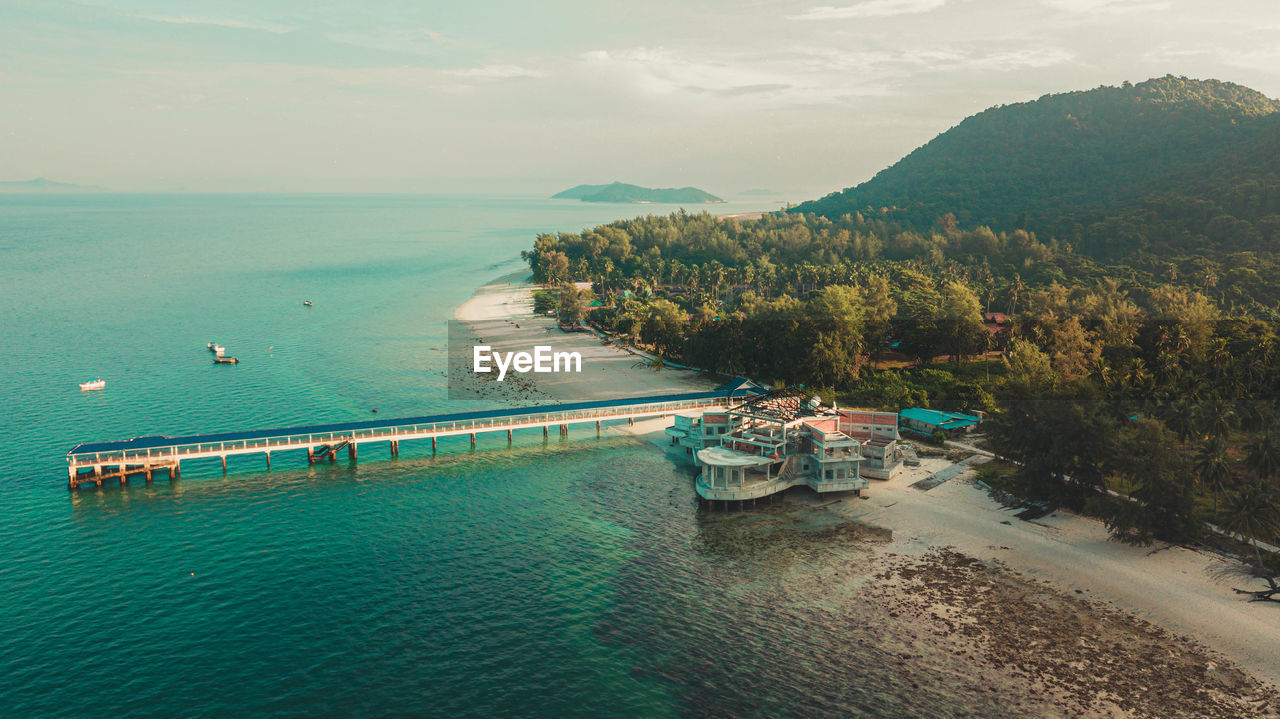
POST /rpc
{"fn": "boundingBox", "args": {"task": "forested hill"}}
[791,75,1280,259]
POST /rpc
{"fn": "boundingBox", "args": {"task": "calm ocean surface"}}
[0,194,973,718]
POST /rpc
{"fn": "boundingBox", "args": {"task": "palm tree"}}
[1007,273,1024,316]
[1194,399,1235,443]
[1245,431,1280,481]
[1218,484,1280,573]
[1091,357,1117,395]
[1208,338,1230,382]
[1121,357,1148,394]
[1194,438,1233,516]
[707,261,726,302]
[1164,399,1197,461]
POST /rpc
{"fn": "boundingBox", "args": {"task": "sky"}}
[2,0,1279,197]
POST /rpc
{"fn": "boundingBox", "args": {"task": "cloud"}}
[444,64,543,79]
[581,47,797,97]
[790,0,947,20]
[1144,44,1280,73]
[141,16,295,34]
[796,44,1072,75]
[1040,0,1170,13]
[688,83,793,96]
[578,41,1074,109]
[322,27,449,56]
[960,47,1075,71]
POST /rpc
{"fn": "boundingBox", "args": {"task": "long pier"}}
[65,383,763,489]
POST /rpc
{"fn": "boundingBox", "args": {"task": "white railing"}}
[68,396,730,467]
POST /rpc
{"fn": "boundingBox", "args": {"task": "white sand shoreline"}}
[453,271,718,401]
[843,461,1280,689]
[454,270,1280,691]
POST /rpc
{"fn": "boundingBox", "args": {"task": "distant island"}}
[0,178,106,193]
[552,182,723,204]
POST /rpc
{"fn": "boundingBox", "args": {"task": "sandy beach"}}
[455,271,1280,715]
[834,458,1280,689]
[453,271,719,402]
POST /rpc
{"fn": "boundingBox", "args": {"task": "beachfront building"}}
[835,409,904,480]
[668,389,874,504]
[899,407,983,437]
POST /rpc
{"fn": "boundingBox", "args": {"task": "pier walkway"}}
[65,382,764,489]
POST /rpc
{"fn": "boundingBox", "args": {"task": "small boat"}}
[213,356,239,364]
[303,300,313,307]
[207,341,216,350]
[79,377,105,391]
[212,344,226,356]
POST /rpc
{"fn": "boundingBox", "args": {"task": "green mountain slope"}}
[791,75,1280,258]
[553,181,723,203]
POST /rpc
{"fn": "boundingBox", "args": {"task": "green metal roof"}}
[899,407,982,430]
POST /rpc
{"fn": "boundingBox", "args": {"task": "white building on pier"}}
[666,390,904,504]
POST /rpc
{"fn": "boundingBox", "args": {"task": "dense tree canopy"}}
[521,75,1280,560]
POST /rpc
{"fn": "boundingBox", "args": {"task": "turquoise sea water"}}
[0,195,978,718]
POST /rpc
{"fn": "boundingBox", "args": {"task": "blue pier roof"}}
[68,378,766,456]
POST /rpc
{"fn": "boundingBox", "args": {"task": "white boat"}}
[213,344,226,356]
[79,377,105,391]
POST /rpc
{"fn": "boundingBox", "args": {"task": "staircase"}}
[776,455,800,483]
[309,439,351,463]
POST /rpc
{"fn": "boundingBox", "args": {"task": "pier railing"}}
[66,392,743,482]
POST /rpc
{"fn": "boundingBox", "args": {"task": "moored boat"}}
[79,377,105,391]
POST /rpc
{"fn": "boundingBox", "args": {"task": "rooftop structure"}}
[899,407,983,436]
[835,409,903,480]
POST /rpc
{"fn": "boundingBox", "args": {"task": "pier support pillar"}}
[543,426,548,439]
[173,462,181,480]
[348,443,357,461]
[266,452,271,470]
[221,455,227,472]
[431,437,437,454]
[507,429,512,444]
[390,440,399,457]
[596,421,600,436]
[145,469,153,485]
[628,417,634,426]
[307,448,315,464]
[470,433,476,449]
